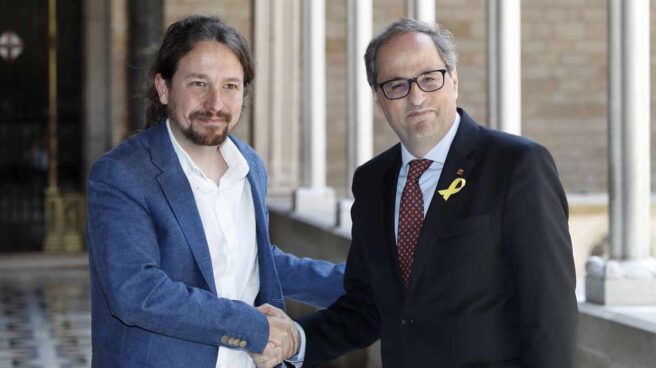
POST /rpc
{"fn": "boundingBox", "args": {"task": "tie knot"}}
[408,159,432,181]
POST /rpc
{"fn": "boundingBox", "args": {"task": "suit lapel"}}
[245,168,281,305]
[231,137,286,309]
[382,148,404,290]
[407,109,479,292]
[148,123,218,296]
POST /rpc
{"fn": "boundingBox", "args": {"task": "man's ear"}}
[154,74,169,105]
[450,68,459,99]
[373,88,383,114]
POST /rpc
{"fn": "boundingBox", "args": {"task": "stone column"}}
[252,0,272,165]
[486,0,498,130]
[294,0,336,225]
[486,0,521,135]
[406,0,435,24]
[252,0,302,195]
[586,0,655,305]
[127,0,162,131]
[339,0,373,231]
[620,0,650,261]
[607,0,623,260]
[84,0,128,174]
[84,0,112,174]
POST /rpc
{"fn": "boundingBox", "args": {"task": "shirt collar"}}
[166,119,249,186]
[400,112,461,170]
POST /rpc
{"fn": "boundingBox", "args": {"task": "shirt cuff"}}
[283,321,306,367]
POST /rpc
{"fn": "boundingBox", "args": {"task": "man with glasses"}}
[294,18,577,367]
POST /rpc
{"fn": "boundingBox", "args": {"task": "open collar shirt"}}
[167,121,259,368]
[394,113,461,241]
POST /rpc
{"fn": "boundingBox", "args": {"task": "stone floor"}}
[0,254,91,368]
[1,251,654,368]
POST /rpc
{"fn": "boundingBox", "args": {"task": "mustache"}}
[189,110,232,122]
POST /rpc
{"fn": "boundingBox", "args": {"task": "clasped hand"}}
[250,304,300,368]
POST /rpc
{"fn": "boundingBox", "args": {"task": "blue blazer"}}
[86,122,344,367]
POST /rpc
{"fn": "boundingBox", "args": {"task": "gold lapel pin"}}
[438,178,467,201]
[456,168,464,176]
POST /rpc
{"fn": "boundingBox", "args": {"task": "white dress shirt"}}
[167,121,259,368]
[394,113,461,240]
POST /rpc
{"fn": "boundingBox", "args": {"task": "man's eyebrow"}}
[184,73,209,79]
[382,68,446,82]
[223,77,243,84]
[183,74,243,83]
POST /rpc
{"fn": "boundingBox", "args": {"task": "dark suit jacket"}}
[299,109,577,368]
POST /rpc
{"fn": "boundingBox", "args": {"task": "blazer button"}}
[401,319,414,326]
[239,340,247,348]
[221,336,229,344]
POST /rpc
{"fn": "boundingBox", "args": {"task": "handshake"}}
[250,304,301,368]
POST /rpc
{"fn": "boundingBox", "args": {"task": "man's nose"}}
[204,87,225,111]
[407,81,426,106]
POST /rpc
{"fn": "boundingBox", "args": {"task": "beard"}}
[168,103,233,146]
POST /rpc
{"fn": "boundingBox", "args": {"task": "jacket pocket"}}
[439,214,489,240]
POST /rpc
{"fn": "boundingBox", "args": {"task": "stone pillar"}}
[586,0,655,305]
[128,0,163,131]
[339,0,373,230]
[620,0,651,261]
[406,0,435,24]
[110,0,129,145]
[84,0,112,175]
[486,0,498,130]
[486,0,521,135]
[252,0,302,195]
[607,0,623,260]
[294,0,336,225]
[84,0,128,173]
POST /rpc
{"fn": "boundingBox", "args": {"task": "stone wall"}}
[521,0,609,193]
[301,0,612,195]
[144,0,656,196]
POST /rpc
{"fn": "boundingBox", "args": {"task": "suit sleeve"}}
[245,148,345,309]
[296,169,381,366]
[86,157,270,353]
[271,246,345,308]
[502,143,577,368]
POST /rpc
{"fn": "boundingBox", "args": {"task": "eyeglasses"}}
[377,69,447,100]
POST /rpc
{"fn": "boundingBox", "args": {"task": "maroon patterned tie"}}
[398,159,433,287]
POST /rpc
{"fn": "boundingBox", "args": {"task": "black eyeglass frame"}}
[377,68,448,100]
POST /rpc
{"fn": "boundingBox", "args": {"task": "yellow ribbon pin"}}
[438,178,466,201]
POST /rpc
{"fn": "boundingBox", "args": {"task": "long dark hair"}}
[145,15,255,128]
